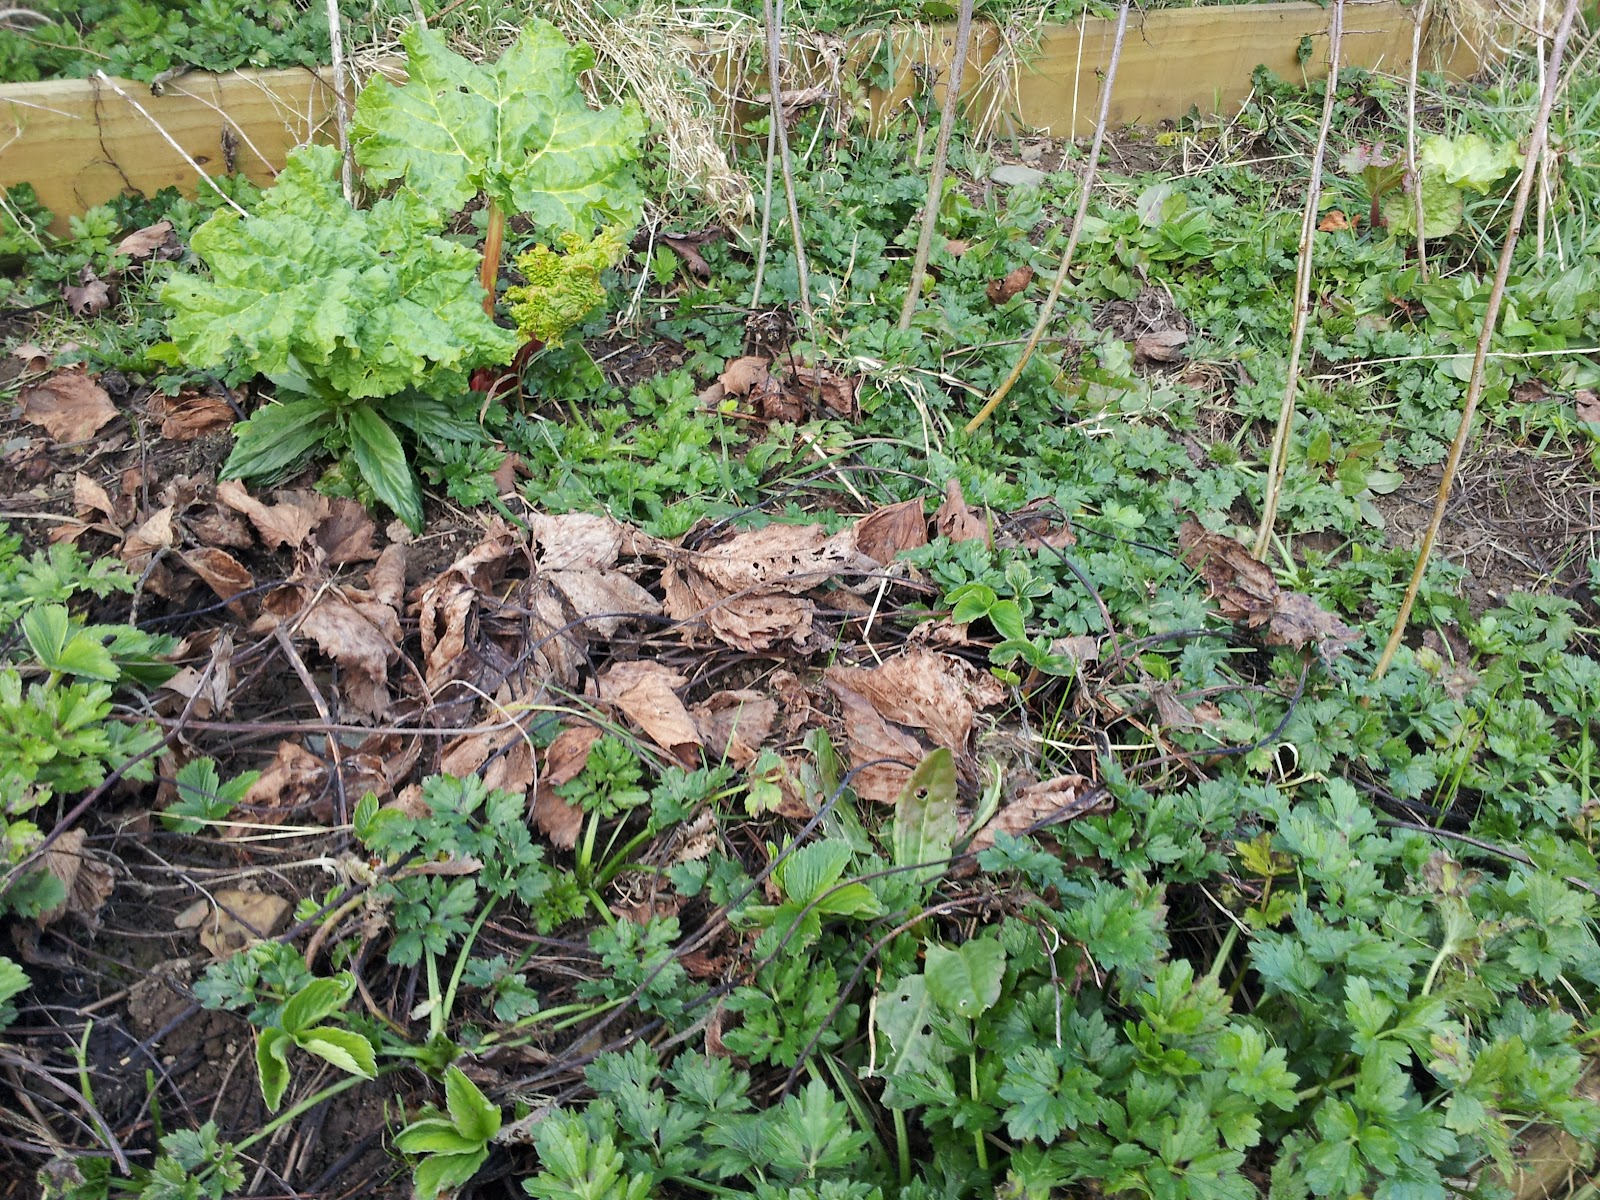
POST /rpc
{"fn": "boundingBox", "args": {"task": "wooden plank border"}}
[0,3,1490,232]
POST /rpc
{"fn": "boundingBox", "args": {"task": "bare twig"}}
[1406,0,1428,279]
[964,0,1130,435]
[325,0,354,202]
[1252,0,1345,559]
[91,72,250,217]
[1373,0,1583,680]
[763,0,815,337]
[750,47,780,312]
[899,0,977,331]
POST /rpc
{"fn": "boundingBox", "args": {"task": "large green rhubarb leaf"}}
[163,145,518,401]
[351,22,645,234]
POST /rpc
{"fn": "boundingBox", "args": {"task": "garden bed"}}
[0,1,1495,232]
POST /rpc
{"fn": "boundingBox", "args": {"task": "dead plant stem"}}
[963,0,1130,435]
[1251,0,1345,559]
[1406,0,1428,279]
[763,0,815,338]
[898,0,977,330]
[325,0,353,202]
[1372,0,1583,680]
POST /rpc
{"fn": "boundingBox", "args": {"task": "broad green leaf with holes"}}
[351,22,645,235]
[891,748,957,887]
[924,937,1005,1020]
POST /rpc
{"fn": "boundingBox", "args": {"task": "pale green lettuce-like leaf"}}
[350,22,645,234]
[164,144,518,403]
[1382,169,1465,239]
[506,227,626,345]
[1420,132,1522,193]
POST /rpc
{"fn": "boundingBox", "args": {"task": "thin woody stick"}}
[1406,0,1428,279]
[1373,0,1583,680]
[325,0,354,202]
[963,0,1130,435]
[1251,0,1345,559]
[899,0,977,330]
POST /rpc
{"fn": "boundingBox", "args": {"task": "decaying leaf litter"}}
[4,2,1600,1197]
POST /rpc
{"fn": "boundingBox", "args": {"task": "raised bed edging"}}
[0,3,1489,233]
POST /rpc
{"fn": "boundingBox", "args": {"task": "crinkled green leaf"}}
[1420,132,1522,193]
[1382,169,1465,240]
[165,144,518,402]
[345,405,425,532]
[506,227,626,345]
[351,22,644,234]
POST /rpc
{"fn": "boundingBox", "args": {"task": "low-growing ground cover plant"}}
[0,15,1598,1200]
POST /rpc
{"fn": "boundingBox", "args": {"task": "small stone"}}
[990,164,1050,188]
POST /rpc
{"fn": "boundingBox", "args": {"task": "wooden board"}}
[0,3,1492,232]
[0,67,344,232]
[869,1,1490,137]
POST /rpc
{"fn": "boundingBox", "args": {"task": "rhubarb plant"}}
[162,20,644,530]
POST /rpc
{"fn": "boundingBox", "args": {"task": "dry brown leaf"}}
[1135,328,1189,363]
[64,277,111,317]
[757,377,804,424]
[826,650,1003,756]
[531,783,585,849]
[934,479,988,544]
[999,500,1078,552]
[1177,520,1278,625]
[1577,390,1600,424]
[1317,209,1351,232]
[719,355,771,397]
[611,895,682,926]
[969,774,1101,853]
[187,505,253,550]
[986,265,1035,305]
[153,389,234,441]
[176,889,291,958]
[600,661,702,764]
[217,481,329,550]
[788,365,858,417]
[1151,682,1202,729]
[19,370,119,443]
[684,522,870,595]
[529,511,628,571]
[73,472,116,523]
[181,548,254,617]
[159,632,235,719]
[826,679,923,804]
[12,341,49,372]
[944,238,971,257]
[1179,520,1356,657]
[121,505,175,571]
[547,569,662,637]
[38,829,115,929]
[274,590,399,719]
[546,724,605,785]
[1265,590,1358,657]
[855,498,927,565]
[712,594,817,653]
[241,741,328,827]
[315,499,380,564]
[1049,636,1100,668]
[115,219,173,260]
[691,690,778,768]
